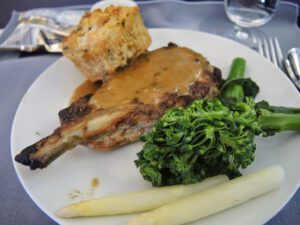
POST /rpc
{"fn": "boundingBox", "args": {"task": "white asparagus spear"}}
[56,175,228,217]
[127,165,285,225]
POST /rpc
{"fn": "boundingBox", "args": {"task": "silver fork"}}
[257,37,283,69]
[257,37,300,90]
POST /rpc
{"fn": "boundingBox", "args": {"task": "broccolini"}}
[135,58,300,186]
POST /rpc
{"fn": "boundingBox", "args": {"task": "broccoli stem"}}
[258,101,300,132]
[261,112,300,132]
[222,58,246,100]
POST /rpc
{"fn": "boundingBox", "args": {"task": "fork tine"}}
[257,36,299,90]
[269,37,279,67]
[274,37,283,69]
[257,38,264,56]
[262,38,271,61]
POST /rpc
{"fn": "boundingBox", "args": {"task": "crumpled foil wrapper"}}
[0,8,85,52]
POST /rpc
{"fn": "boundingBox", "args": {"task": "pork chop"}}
[15,43,222,170]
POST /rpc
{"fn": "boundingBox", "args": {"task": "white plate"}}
[11,28,300,225]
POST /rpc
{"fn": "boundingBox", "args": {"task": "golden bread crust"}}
[63,6,151,82]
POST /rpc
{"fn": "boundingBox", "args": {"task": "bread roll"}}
[63,6,151,82]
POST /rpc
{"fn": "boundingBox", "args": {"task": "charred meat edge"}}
[15,67,221,170]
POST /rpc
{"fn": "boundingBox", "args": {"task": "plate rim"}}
[10,28,300,225]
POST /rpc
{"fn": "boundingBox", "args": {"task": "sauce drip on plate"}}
[71,80,102,103]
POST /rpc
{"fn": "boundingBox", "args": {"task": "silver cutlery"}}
[257,37,300,91]
[257,37,283,69]
[284,56,300,90]
[286,48,300,80]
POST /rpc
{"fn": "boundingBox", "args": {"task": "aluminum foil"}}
[0,8,85,53]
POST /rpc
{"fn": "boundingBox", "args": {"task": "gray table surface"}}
[0,1,299,225]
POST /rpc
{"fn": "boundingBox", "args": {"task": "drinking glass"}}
[224,0,280,48]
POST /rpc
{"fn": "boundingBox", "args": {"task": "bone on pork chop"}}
[15,43,222,170]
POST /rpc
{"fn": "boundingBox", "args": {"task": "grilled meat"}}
[15,44,222,170]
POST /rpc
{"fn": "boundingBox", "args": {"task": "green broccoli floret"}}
[135,58,300,187]
[136,96,300,187]
[136,97,258,186]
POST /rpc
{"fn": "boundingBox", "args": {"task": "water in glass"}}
[225,0,279,28]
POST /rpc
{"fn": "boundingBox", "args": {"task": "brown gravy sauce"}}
[72,47,209,108]
[91,177,99,188]
[71,80,101,103]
